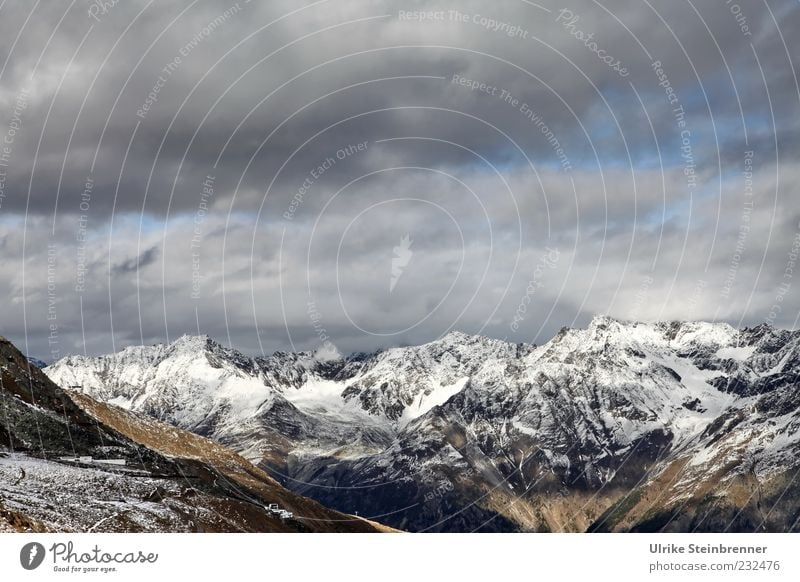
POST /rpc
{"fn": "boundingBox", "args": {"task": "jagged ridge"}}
[1,335,392,533]
[45,317,800,532]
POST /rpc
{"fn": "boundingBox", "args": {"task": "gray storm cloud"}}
[0,0,798,359]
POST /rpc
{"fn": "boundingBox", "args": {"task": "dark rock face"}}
[2,336,133,457]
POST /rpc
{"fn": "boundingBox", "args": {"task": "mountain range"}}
[44,316,800,532]
[0,334,391,532]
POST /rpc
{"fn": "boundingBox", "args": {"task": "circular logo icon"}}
[20,542,46,570]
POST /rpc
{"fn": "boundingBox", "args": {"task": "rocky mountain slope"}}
[0,335,392,533]
[46,317,800,532]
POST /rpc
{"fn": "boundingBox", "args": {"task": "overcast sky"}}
[1,0,799,360]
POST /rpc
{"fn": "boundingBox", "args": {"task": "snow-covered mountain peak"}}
[543,317,741,359]
[166,333,215,352]
[420,329,519,356]
[588,313,625,328]
[45,332,272,430]
[40,320,800,533]
[434,329,481,344]
[537,318,651,361]
[656,320,739,349]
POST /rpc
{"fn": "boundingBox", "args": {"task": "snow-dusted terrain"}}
[0,334,392,533]
[46,317,800,532]
[0,453,200,532]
